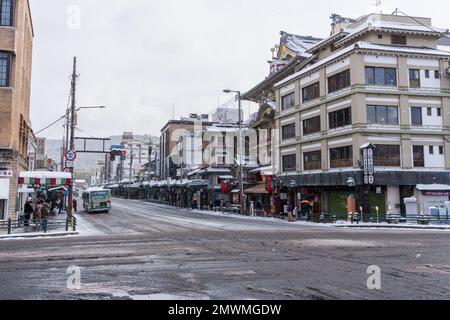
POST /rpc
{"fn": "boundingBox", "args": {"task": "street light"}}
[223,89,245,215]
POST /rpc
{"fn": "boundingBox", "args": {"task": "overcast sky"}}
[29,0,450,140]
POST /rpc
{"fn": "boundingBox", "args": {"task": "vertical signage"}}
[362,144,376,185]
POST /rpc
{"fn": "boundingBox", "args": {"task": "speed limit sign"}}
[65,150,77,161]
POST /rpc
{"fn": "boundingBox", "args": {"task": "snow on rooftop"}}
[275,41,450,88]
[416,184,450,191]
[280,31,322,56]
[337,20,448,46]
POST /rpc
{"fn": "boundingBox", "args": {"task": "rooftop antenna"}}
[375,0,382,14]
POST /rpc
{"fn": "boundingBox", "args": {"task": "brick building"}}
[0,0,34,220]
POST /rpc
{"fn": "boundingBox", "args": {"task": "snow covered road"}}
[0,198,449,300]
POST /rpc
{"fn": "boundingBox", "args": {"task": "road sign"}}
[65,150,77,161]
[66,161,75,168]
[111,145,125,150]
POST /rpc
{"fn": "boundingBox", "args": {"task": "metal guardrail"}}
[0,217,77,235]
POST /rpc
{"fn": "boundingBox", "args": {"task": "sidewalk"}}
[134,200,450,231]
[0,231,79,240]
[333,222,450,230]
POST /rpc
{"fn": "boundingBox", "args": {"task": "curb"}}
[332,225,450,230]
[0,231,79,240]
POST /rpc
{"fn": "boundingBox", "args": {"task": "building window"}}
[0,0,13,27]
[437,108,442,117]
[233,136,237,158]
[373,145,401,167]
[439,146,444,155]
[281,123,296,140]
[427,107,432,116]
[0,199,7,220]
[304,150,322,170]
[365,67,397,86]
[413,146,425,167]
[378,34,383,39]
[0,51,11,87]
[391,35,407,45]
[435,70,440,79]
[330,146,353,168]
[302,82,320,103]
[429,146,434,155]
[329,107,352,129]
[282,154,297,172]
[409,69,421,88]
[281,93,295,111]
[425,70,430,78]
[328,69,351,93]
[367,105,399,125]
[303,116,321,135]
[244,136,250,158]
[411,107,422,125]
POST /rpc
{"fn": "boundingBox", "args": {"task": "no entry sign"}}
[65,150,77,161]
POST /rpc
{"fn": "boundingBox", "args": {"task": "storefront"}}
[415,184,450,214]
[17,172,72,212]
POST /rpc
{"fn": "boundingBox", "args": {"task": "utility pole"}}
[67,57,78,219]
[128,152,133,199]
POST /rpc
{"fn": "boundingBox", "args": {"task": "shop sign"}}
[423,191,450,196]
[0,170,13,178]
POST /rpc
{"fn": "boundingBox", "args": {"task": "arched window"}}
[245,136,250,158]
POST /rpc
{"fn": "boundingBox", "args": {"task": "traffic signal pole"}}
[67,57,77,220]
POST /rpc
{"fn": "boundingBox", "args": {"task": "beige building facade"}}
[0,0,34,220]
[274,13,450,217]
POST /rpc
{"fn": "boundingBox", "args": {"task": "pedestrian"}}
[72,198,78,212]
[24,200,34,227]
[58,197,64,215]
[34,200,43,227]
[287,201,294,222]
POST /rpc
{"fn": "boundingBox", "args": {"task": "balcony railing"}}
[330,159,353,169]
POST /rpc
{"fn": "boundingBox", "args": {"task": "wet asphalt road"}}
[0,198,449,300]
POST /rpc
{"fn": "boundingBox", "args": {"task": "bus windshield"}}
[90,191,110,199]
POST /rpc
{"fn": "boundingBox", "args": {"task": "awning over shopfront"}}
[18,172,72,186]
[244,184,269,194]
[218,175,234,180]
[249,165,274,176]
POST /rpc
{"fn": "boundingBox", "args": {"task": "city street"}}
[0,198,449,300]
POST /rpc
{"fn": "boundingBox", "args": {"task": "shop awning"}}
[18,172,72,186]
[249,166,274,176]
[244,184,268,194]
[218,175,234,180]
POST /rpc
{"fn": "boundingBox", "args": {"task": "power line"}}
[394,8,450,39]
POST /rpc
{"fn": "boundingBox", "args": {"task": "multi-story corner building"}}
[242,31,322,213]
[273,13,450,218]
[0,0,33,220]
[159,115,214,180]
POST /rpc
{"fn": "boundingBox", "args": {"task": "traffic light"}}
[121,150,126,156]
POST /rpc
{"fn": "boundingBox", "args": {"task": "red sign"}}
[221,181,231,193]
[65,150,77,161]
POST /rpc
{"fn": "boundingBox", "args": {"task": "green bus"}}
[82,188,112,214]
